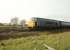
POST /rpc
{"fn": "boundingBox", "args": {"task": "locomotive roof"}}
[32,17,63,22]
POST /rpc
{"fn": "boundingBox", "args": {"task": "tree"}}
[20,20,26,27]
[10,17,18,26]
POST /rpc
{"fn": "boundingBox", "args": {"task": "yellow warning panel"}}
[26,20,35,28]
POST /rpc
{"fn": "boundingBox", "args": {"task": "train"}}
[26,17,70,30]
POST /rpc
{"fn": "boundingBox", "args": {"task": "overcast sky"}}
[0,0,70,23]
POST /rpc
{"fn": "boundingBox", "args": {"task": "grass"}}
[0,31,70,50]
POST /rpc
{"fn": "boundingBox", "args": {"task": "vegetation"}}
[0,26,20,32]
[0,31,70,50]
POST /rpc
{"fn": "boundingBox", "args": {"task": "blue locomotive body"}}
[32,17,61,29]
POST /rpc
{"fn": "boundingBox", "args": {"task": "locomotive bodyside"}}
[33,17,62,29]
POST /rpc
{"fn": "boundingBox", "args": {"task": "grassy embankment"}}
[0,31,70,50]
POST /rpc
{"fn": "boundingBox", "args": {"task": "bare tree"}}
[10,17,18,26]
[20,20,26,27]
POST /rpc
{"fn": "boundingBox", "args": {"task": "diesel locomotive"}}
[26,17,70,30]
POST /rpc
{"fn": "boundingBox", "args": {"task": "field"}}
[0,31,70,50]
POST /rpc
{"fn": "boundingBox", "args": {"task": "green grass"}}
[0,32,70,50]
